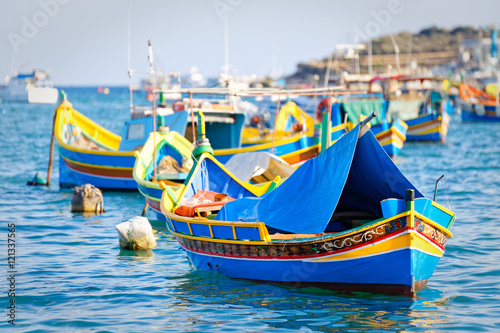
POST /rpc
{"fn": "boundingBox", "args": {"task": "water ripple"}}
[1,94,500,331]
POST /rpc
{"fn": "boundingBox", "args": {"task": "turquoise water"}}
[1,88,500,332]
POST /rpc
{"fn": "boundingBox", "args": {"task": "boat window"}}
[127,123,144,140]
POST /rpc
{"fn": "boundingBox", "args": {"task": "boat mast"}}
[368,39,373,75]
[323,44,334,88]
[406,35,412,74]
[390,34,401,73]
[224,0,229,79]
[127,0,133,112]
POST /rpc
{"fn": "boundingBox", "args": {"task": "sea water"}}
[1,87,500,332]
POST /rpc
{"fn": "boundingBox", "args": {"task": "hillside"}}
[288,26,482,82]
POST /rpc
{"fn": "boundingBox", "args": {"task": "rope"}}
[128,221,134,250]
[281,234,299,251]
[442,176,453,211]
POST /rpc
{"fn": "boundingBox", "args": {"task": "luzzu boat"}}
[135,112,294,220]
[458,83,500,122]
[55,91,318,190]
[244,93,406,157]
[370,75,452,142]
[55,96,189,190]
[403,111,450,141]
[159,114,456,295]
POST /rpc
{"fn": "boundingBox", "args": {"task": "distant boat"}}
[370,75,452,142]
[320,93,408,157]
[458,83,500,122]
[158,115,456,295]
[245,93,407,157]
[2,69,58,104]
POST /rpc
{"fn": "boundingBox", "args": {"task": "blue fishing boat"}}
[55,96,189,190]
[458,83,500,122]
[159,113,456,295]
[134,112,294,220]
[2,69,58,104]
[370,75,452,142]
[55,90,317,190]
[243,93,405,158]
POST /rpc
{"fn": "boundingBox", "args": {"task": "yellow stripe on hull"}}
[62,156,133,171]
[377,137,404,149]
[311,229,444,262]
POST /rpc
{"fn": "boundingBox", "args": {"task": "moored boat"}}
[55,96,189,190]
[458,83,500,122]
[2,69,58,104]
[370,75,452,142]
[159,114,456,295]
[55,89,320,190]
[134,112,295,220]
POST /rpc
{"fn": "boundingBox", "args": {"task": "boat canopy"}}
[341,99,384,125]
[214,124,423,234]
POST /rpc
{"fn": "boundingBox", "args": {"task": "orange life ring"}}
[316,98,330,121]
[173,100,184,112]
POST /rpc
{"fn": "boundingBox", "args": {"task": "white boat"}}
[2,70,58,104]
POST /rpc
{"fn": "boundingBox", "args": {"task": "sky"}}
[1,0,499,86]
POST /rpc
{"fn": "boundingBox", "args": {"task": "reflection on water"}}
[158,270,454,331]
[118,248,155,260]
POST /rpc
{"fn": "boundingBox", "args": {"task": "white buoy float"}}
[115,216,157,250]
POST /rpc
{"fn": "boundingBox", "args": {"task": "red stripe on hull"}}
[63,158,133,178]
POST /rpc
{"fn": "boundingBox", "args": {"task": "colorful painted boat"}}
[458,83,500,122]
[55,92,320,190]
[404,111,450,141]
[133,130,196,219]
[55,98,189,190]
[243,96,404,159]
[158,117,456,295]
[134,115,295,220]
[370,75,452,142]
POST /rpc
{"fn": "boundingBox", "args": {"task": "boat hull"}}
[371,119,407,156]
[331,121,407,157]
[405,112,450,142]
[55,100,140,190]
[138,184,165,220]
[181,244,438,294]
[166,212,450,295]
[59,153,136,190]
[459,101,500,122]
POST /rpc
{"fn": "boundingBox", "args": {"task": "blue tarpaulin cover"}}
[214,124,423,234]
